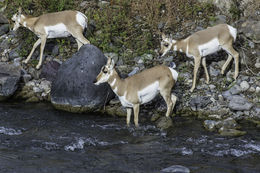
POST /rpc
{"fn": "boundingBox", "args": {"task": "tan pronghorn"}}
[159,24,239,92]
[11,8,90,69]
[94,57,178,127]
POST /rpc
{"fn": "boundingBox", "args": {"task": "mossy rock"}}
[26,96,40,103]
[156,116,173,130]
[219,128,246,137]
[105,105,126,117]
[52,102,97,113]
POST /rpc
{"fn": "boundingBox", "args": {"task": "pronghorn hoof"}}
[22,60,28,64]
[190,88,194,92]
[36,65,41,70]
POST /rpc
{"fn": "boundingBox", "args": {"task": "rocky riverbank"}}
[0,0,259,135]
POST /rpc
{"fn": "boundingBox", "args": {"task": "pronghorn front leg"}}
[202,58,209,84]
[36,35,47,69]
[23,38,41,64]
[126,108,132,127]
[133,104,140,127]
[190,56,201,92]
[160,89,173,117]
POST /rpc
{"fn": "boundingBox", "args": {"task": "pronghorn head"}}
[159,33,176,57]
[94,57,115,85]
[11,7,23,31]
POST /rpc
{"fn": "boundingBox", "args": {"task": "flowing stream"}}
[0,102,259,173]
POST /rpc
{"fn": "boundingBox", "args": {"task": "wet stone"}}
[204,120,219,132]
[161,165,190,173]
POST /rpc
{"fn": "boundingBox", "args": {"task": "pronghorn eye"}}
[102,67,108,73]
[164,44,169,47]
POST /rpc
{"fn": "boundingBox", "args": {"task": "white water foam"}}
[0,126,22,135]
[181,147,193,155]
[64,137,127,151]
[244,143,260,152]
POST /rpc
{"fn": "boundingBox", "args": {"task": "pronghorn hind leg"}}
[171,94,177,111]
[23,38,41,64]
[202,57,209,84]
[222,44,239,79]
[190,56,201,92]
[126,108,132,127]
[221,54,232,75]
[70,27,90,45]
[76,39,83,50]
[133,104,140,127]
[36,36,47,69]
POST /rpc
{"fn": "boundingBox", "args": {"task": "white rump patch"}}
[227,25,237,41]
[138,81,159,104]
[168,67,178,81]
[198,38,221,56]
[44,23,71,38]
[76,12,87,29]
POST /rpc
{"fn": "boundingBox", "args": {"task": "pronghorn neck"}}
[20,15,38,30]
[107,69,125,96]
[173,39,188,53]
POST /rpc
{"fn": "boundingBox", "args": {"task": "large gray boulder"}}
[0,63,21,101]
[228,95,253,111]
[51,44,114,113]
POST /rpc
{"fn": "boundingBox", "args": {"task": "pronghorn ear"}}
[106,57,111,65]
[170,34,173,38]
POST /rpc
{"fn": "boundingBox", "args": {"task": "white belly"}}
[44,23,71,38]
[118,94,133,107]
[198,38,221,56]
[138,81,159,104]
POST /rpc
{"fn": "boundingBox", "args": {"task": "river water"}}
[0,102,259,173]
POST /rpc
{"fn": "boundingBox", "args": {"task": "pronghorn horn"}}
[110,58,115,68]
[162,33,166,39]
[18,7,22,14]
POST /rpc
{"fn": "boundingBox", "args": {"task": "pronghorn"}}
[159,24,239,92]
[94,57,178,127]
[11,8,90,69]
